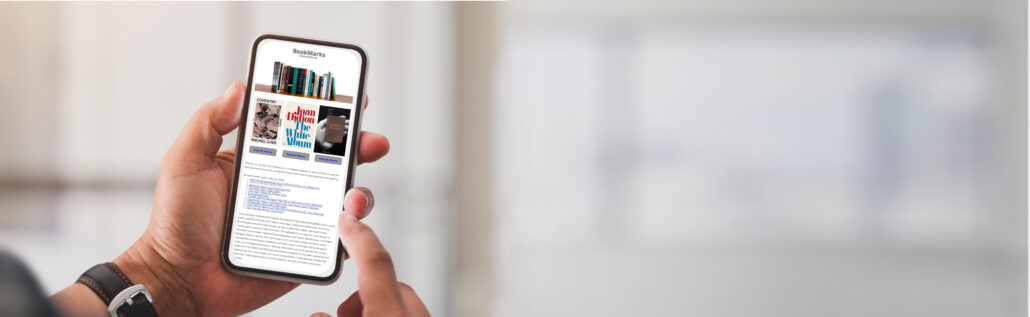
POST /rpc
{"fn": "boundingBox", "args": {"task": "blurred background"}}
[0,1,1026,316]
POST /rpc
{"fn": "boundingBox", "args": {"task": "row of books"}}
[271,61,336,100]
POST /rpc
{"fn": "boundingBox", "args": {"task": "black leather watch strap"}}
[76,263,158,317]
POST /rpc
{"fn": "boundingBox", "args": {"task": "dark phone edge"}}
[219,34,368,283]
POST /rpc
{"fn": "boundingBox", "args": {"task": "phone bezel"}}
[220,34,367,284]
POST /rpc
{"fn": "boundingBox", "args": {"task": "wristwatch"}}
[76,263,158,317]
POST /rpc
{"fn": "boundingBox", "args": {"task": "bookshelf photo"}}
[255,84,353,103]
[264,61,354,103]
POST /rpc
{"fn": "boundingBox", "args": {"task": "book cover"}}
[251,98,282,144]
[271,61,281,93]
[324,115,346,144]
[314,105,352,156]
[281,101,318,150]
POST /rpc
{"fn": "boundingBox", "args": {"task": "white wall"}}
[491,0,1025,316]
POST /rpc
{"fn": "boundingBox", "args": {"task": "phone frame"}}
[220,34,367,285]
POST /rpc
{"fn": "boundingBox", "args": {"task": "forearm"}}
[50,240,197,316]
[51,283,108,317]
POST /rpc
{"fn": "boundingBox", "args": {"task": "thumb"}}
[168,81,244,161]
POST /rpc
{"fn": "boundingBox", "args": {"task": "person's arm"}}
[310,192,430,317]
[49,82,390,316]
[51,284,108,316]
[51,244,194,316]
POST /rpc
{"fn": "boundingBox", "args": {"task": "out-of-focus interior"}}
[0,1,1025,316]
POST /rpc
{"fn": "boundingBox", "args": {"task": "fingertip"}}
[343,188,371,219]
[377,134,390,155]
[220,81,244,105]
[356,187,374,212]
[227,81,244,104]
[213,81,244,133]
[223,80,241,94]
[358,132,390,164]
[310,312,332,317]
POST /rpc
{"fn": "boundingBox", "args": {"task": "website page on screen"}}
[227,38,363,278]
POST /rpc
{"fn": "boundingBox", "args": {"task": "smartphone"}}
[221,34,367,284]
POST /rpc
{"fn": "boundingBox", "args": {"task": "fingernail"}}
[356,187,374,213]
[222,81,237,97]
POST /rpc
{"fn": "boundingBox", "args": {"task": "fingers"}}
[343,187,375,219]
[310,313,332,317]
[355,95,388,165]
[214,149,237,179]
[335,283,427,317]
[337,214,404,314]
[168,81,244,161]
[357,132,390,164]
[398,282,431,317]
[336,291,363,317]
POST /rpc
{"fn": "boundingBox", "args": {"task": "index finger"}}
[337,213,405,313]
[356,132,389,164]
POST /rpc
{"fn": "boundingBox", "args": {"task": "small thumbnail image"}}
[281,102,319,150]
[314,106,352,157]
[269,61,337,101]
[251,100,281,142]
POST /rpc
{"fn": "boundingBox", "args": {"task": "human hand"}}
[316,117,328,146]
[102,81,388,316]
[309,195,429,317]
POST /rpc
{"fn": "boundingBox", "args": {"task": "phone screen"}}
[224,36,365,280]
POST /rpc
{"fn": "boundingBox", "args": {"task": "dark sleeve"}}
[0,249,60,316]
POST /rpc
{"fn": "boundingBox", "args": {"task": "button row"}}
[248,146,342,165]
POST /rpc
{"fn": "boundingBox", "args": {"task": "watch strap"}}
[76,263,158,317]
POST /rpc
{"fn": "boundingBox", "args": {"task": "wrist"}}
[113,239,198,316]
[51,283,108,317]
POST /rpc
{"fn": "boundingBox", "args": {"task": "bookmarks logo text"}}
[293,48,325,59]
